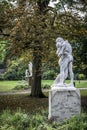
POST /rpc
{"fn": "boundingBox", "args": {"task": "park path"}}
[0,88,87,96]
[0,89,49,95]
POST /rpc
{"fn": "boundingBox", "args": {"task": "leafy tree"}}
[73,37,87,78]
[3,56,28,80]
[1,0,87,97]
[6,0,57,97]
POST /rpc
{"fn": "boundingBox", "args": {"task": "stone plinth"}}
[48,86,81,122]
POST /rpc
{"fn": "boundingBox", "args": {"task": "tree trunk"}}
[30,47,45,98]
[30,0,50,98]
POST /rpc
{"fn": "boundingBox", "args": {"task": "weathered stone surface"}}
[48,87,81,122]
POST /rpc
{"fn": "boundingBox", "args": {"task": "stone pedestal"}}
[29,77,32,86]
[48,86,81,122]
[25,76,32,86]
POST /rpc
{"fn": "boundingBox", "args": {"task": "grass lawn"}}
[42,80,87,96]
[0,80,29,92]
[0,80,87,96]
[0,80,19,92]
[0,81,87,130]
[42,80,87,87]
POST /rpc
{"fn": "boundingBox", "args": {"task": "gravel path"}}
[0,88,87,95]
[0,89,49,95]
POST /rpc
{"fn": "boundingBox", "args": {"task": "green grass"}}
[0,80,27,92]
[42,80,53,86]
[0,80,87,92]
[42,80,87,96]
[73,80,87,88]
[0,81,18,92]
[42,80,87,88]
[0,82,87,130]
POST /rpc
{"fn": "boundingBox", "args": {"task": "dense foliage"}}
[0,0,87,96]
[2,58,28,80]
[0,109,87,130]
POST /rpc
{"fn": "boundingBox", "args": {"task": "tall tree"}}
[8,0,53,97]
[1,0,87,97]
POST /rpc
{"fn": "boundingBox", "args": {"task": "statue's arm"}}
[56,47,61,56]
[58,44,65,57]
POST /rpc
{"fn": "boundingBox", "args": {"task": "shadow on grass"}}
[0,92,87,113]
[0,93,48,113]
[81,96,87,112]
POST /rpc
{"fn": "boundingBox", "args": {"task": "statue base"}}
[48,85,81,122]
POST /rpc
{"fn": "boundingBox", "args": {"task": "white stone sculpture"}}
[28,62,33,77]
[48,37,81,121]
[25,62,33,86]
[53,37,74,87]
[25,69,29,77]
[25,62,32,78]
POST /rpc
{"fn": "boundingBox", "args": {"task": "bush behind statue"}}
[42,84,51,89]
[78,74,86,80]
[13,84,50,90]
[42,70,56,80]
[0,59,27,80]
[13,84,29,90]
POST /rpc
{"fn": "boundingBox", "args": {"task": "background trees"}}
[0,0,87,97]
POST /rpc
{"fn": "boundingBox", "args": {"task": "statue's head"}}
[56,37,64,48]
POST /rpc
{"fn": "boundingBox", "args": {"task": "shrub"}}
[0,109,87,130]
[78,74,86,80]
[2,59,28,80]
[0,109,30,130]
[2,72,18,80]
[42,84,51,89]
[42,70,56,80]
[0,74,4,81]
[13,84,29,90]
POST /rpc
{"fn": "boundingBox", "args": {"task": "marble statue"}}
[28,62,32,77]
[25,69,29,77]
[49,38,81,122]
[25,62,32,78]
[53,37,74,87]
[25,62,32,86]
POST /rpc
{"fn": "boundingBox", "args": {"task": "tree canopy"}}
[0,0,87,97]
